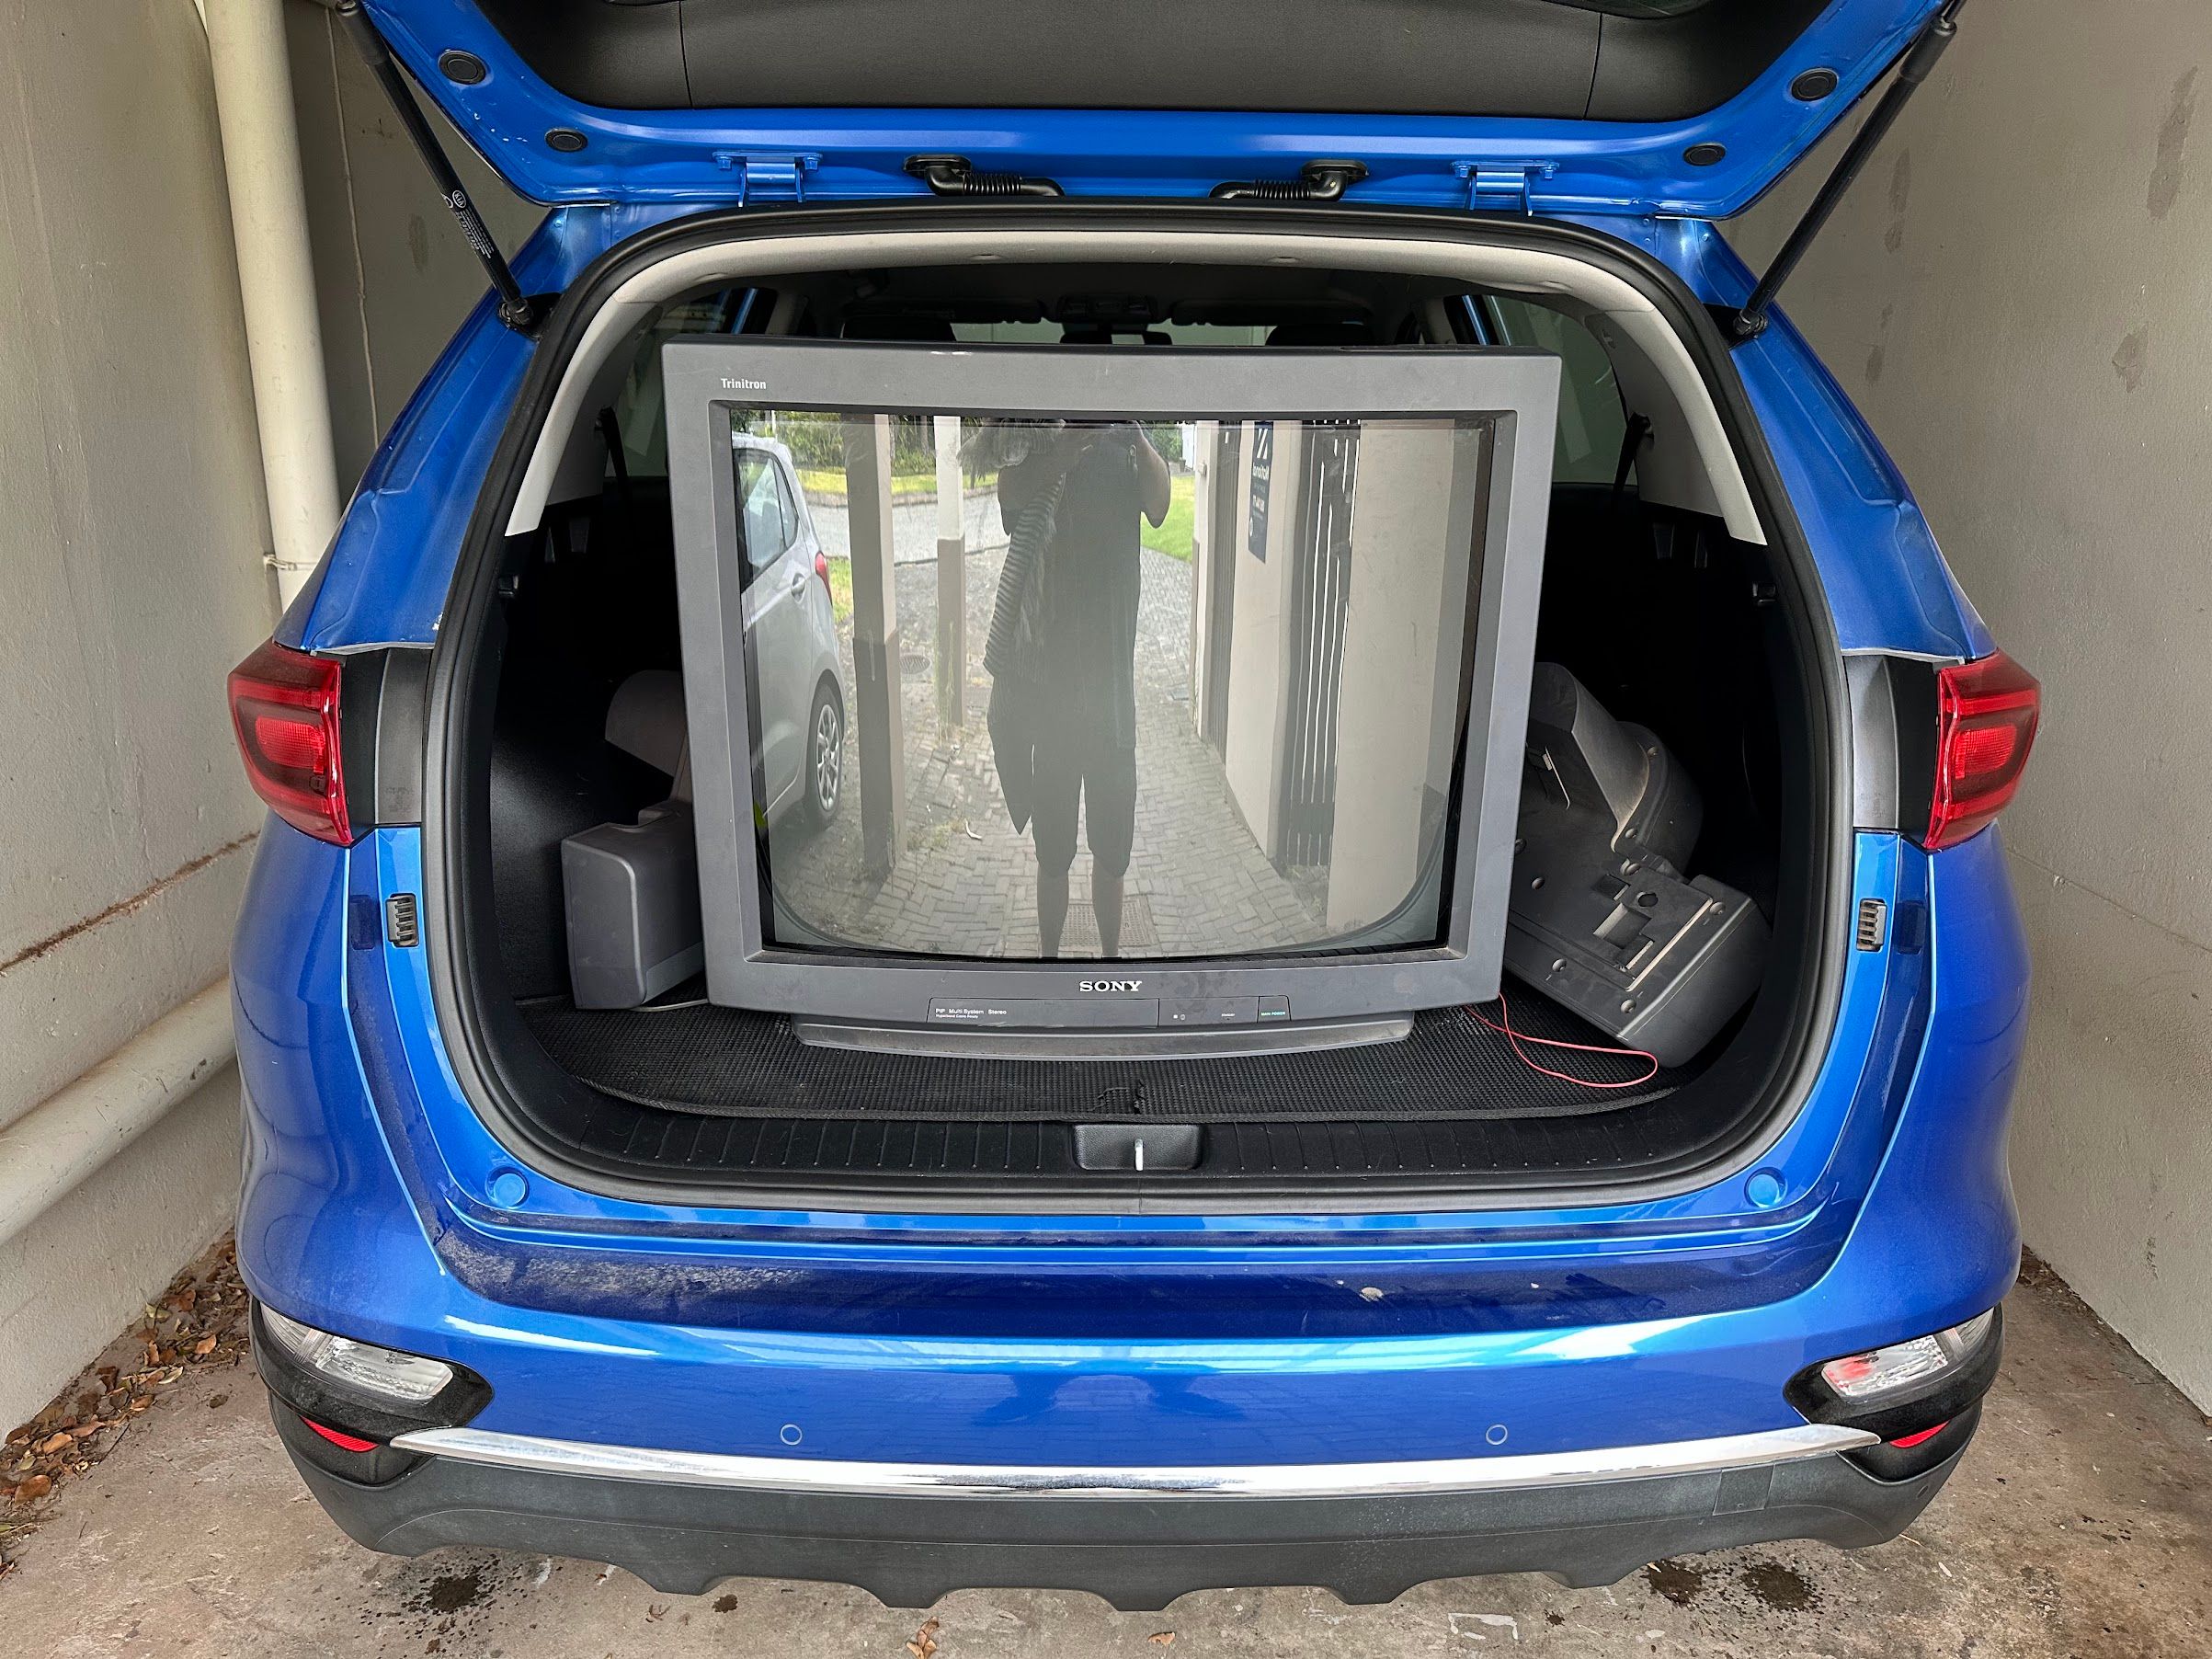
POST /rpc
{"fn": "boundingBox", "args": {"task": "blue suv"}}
[227,0,2036,1609]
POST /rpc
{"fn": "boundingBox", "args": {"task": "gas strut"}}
[332,1,539,333]
[1717,0,1966,345]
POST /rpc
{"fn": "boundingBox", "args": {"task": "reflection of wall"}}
[1426,426,1490,864]
[1221,422,1303,850]
[1188,419,1217,726]
[1326,426,1477,931]
[841,417,905,875]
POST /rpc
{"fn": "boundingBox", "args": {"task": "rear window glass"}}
[1482,297,1629,487]
[610,291,756,477]
[607,292,1627,490]
[952,322,1271,347]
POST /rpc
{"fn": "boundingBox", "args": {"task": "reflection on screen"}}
[729,409,1494,961]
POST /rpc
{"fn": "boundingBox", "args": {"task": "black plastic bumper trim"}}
[281,1434,1969,1610]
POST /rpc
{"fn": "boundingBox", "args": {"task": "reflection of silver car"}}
[732,436,845,828]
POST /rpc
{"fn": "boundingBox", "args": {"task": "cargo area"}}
[440,235,1835,1203]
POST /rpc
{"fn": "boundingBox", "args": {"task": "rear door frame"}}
[410,199,1860,1216]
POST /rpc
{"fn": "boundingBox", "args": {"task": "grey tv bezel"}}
[665,336,1559,1033]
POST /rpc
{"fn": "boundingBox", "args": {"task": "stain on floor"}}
[410,1568,485,1616]
[1640,1559,1705,1608]
[1736,1559,1819,1614]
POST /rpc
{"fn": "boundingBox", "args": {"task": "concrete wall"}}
[0,0,272,1426]
[1732,0,2212,1408]
[0,0,535,1430]
[282,0,537,486]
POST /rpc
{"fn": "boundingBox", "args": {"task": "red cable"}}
[1467,990,1660,1090]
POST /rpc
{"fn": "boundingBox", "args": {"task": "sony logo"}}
[720,376,770,391]
[1078,979,1144,993]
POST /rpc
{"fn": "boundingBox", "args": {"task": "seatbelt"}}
[596,407,636,559]
[1611,413,1653,512]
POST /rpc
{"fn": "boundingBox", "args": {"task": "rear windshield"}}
[1481,297,1629,487]
[605,290,1626,490]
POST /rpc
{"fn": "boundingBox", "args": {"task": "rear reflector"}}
[227,639,352,845]
[1925,650,2039,851]
[1887,1422,1950,1449]
[302,1418,378,1453]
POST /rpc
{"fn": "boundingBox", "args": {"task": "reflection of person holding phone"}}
[993,425,1169,957]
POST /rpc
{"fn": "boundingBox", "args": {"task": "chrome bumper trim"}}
[388,1423,1876,1500]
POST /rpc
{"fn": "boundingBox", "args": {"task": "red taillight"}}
[302,1418,378,1453]
[228,638,353,845]
[1925,650,2039,851]
[815,549,833,603]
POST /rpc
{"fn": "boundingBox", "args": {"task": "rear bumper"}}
[278,1412,1962,1608]
[234,821,2030,1471]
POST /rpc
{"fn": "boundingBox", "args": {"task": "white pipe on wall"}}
[0,981,237,1250]
[204,0,342,610]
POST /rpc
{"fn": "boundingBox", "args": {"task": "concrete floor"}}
[3,1266,2207,1657]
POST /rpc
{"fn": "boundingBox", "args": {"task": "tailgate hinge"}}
[713,152,821,205]
[1453,162,1558,216]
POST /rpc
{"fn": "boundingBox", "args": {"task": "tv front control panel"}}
[926,996,1294,1030]
[794,1000,1411,1058]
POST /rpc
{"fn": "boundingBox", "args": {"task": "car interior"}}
[457,251,1825,1202]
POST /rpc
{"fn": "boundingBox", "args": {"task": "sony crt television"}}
[662,337,1559,1057]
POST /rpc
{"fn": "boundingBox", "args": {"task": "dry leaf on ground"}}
[0,1239,249,1569]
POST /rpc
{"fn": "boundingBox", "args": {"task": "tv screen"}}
[666,341,1558,1052]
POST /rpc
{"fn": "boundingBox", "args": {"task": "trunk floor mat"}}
[519,992,1693,1124]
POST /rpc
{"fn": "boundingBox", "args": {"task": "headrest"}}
[840,314,958,342]
[1264,320,1381,347]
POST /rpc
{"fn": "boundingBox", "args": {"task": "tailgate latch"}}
[1454,162,1558,216]
[1074,1123,1202,1173]
[713,152,821,205]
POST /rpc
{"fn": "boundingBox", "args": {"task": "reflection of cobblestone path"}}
[770,545,1323,959]
[808,489,1005,565]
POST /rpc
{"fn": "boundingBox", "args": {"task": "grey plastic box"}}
[561,804,704,1010]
